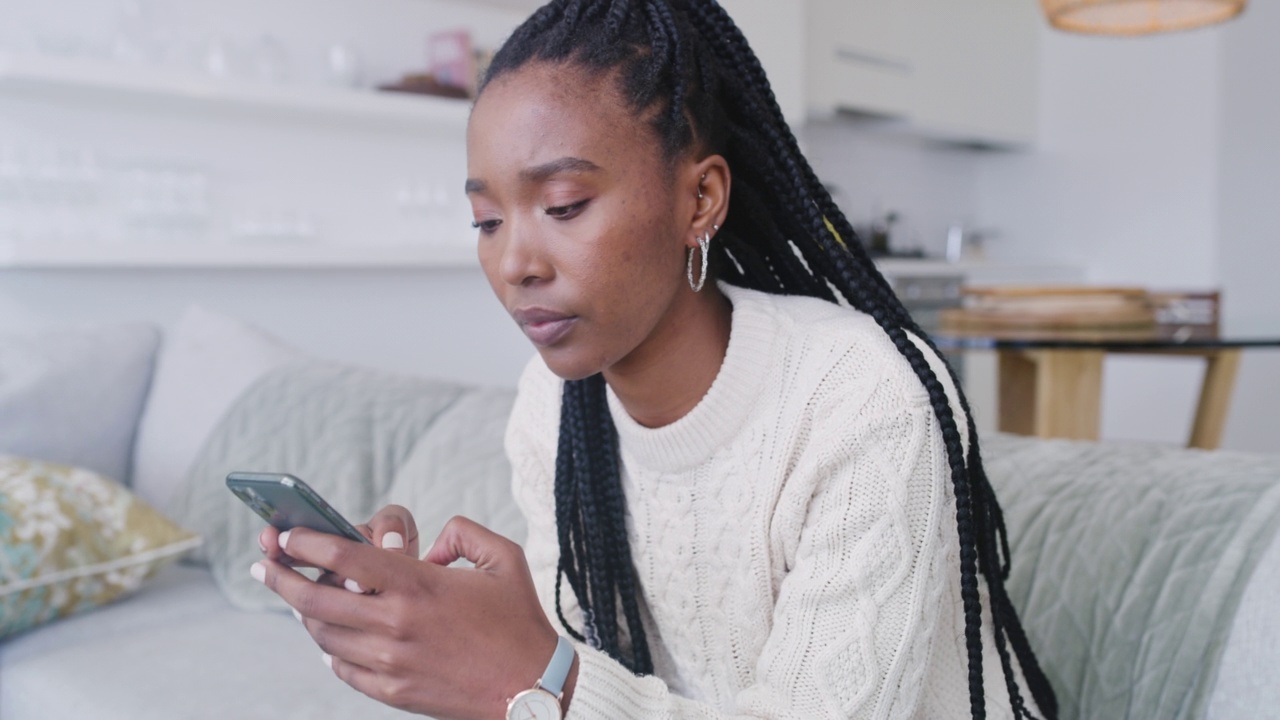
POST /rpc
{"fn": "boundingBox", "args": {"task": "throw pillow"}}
[0,324,160,484]
[388,388,526,546]
[0,456,201,639]
[169,362,517,611]
[131,306,301,511]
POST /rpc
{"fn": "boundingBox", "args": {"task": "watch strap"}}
[539,635,575,697]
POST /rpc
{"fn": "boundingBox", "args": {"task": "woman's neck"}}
[603,286,733,429]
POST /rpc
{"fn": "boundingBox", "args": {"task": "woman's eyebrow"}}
[465,157,601,196]
[520,156,602,183]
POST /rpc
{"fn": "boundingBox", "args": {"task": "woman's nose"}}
[497,223,553,287]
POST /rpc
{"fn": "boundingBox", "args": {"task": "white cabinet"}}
[806,0,1040,147]
[461,0,1040,145]
[719,0,809,127]
[910,0,1041,146]
[807,0,918,118]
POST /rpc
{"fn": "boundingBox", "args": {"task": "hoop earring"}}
[687,230,711,292]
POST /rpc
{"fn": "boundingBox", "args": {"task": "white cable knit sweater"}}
[507,283,1017,719]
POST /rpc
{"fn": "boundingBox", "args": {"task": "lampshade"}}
[1041,0,1247,36]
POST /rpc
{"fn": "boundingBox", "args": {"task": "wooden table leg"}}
[1188,349,1242,450]
[998,349,1105,441]
[998,351,1038,436]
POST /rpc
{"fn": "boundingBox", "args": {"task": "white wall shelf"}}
[0,240,479,270]
[0,52,473,133]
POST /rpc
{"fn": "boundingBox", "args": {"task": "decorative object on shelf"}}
[202,35,239,79]
[252,34,291,84]
[377,29,490,101]
[0,145,112,244]
[377,73,470,100]
[428,29,474,93]
[230,212,318,243]
[111,0,158,66]
[325,41,363,89]
[1040,0,1247,36]
[118,164,212,244]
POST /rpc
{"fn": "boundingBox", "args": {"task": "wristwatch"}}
[506,635,575,720]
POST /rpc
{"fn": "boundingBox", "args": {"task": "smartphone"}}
[226,471,372,545]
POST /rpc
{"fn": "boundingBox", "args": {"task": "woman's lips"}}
[512,308,578,347]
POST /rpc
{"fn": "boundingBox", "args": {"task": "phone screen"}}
[226,472,371,544]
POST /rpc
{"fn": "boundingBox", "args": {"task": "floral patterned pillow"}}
[0,456,201,638]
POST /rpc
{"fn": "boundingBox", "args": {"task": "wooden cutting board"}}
[942,286,1158,329]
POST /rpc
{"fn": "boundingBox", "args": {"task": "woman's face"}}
[466,62,699,381]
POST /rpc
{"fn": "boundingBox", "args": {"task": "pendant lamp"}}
[1041,0,1247,35]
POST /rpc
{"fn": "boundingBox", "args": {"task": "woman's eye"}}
[545,200,589,220]
[471,219,502,234]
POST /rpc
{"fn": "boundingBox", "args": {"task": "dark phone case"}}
[226,472,371,544]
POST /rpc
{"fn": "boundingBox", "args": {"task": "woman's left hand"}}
[252,515,563,720]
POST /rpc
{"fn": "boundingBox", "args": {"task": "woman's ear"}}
[684,155,730,249]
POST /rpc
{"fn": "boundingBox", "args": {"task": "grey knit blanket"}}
[985,434,1280,720]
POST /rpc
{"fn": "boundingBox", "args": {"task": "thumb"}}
[366,504,420,557]
[423,515,517,570]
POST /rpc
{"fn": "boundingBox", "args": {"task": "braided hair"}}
[480,2,1058,718]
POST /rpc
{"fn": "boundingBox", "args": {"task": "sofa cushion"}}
[0,565,418,720]
[131,307,300,511]
[0,456,200,639]
[0,323,159,483]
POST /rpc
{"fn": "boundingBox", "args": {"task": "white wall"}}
[1216,1,1280,453]
[976,24,1222,284]
[974,21,1244,448]
[803,119,983,257]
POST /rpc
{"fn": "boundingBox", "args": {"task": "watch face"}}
[506,688,562,720]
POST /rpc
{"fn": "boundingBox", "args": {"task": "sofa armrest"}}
[1206,530,1280,719]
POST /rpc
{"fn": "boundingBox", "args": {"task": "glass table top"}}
[932,320,1280,351]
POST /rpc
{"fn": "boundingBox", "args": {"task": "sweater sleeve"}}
[509,342,972,720]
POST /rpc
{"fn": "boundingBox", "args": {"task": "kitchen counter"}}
[873,258,1085,285]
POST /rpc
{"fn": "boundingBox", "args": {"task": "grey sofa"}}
[2,317,1278,720]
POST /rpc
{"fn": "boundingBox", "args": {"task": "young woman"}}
[251,1,1058,719]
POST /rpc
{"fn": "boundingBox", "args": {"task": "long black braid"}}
[481,2,1058,717]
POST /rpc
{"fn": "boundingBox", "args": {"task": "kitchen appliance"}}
[887,271,967,379]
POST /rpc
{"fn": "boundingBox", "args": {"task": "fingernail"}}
[250,562,266,584]
[279,530,292,551]
[292,608,302,622]
[322,653,333,669]
[344,578,363,593]
[381,532,405,550]
[258,536,267,553]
